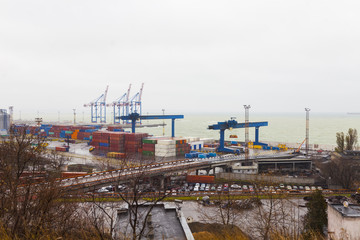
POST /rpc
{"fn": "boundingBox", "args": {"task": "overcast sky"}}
[1,0,360,119]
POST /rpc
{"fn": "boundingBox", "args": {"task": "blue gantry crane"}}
[128,83,144,120]
[107,84,132,124]
[84,86,109,123]
[119,112,184,137]
[208,119,268,154]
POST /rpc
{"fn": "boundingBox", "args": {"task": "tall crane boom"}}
[84,85,109,123]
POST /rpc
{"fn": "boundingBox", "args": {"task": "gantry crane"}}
[119,112,184,137]
[129,83,144,115]
[84,85,109,123]
[208,119,268,154]
[107,84,132,124]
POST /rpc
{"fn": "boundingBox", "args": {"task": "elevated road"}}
[59,152,303,193]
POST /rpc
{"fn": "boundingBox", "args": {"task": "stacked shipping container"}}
[142,138,157,156]
[125,133,148,153]
[91,132,148,155]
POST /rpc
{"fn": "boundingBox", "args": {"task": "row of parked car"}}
[95,183,325,195]
[185,183,324,193]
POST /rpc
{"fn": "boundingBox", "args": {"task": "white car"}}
[96,187,109,193]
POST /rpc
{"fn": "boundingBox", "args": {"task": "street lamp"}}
[305,108,310,155]
[162,109,165,136]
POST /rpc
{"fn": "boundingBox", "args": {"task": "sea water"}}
[139,113,360,147]
[18,112,360,147]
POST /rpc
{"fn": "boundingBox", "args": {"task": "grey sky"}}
[1,0,360,119]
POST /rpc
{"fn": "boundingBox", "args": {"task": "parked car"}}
[96,187,109,193]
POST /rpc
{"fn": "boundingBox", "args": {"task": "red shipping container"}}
[186,175,215,184]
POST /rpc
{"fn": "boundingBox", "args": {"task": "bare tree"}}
[115,164,168,240]
[318,155,360,189]
[0,127,93,239]
[199,191,243,227]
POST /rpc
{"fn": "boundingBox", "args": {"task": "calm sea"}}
[139,113,360,147]
[19,112,360,147]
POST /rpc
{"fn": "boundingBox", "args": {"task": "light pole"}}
[305,108,310,155]
[244,105,251,160]
[162,109,165,136]
[73,109,76,125]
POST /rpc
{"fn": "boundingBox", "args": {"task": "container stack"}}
[13,124,100,140]
[155,139,176,157]
[175,139,191,156]
[125,133,148,153]
[107,126,124,132]
[142,138,157,156]
[91,131,110,152]
[109,132,125,152]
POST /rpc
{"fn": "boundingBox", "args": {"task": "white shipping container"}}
[155,150,176,154]
[200,138,215,144]
[185,137,200,143]
[155,144,176,150]
[157,139,176,145]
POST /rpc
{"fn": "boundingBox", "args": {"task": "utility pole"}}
[244,105,251,160]
[73,109,76,125]
[162,109,165,136]
[305,108,310,156]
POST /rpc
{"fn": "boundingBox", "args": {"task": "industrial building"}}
[0,109,10,135]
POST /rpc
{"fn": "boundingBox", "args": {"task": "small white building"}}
[328,203,360,240]
[232,162,258,174]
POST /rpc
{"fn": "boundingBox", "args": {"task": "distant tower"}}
[305,108,310,155]
[73,109,76,125]
[162,109,165,136]
[244,105,251,160]
[9,106,13,125]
